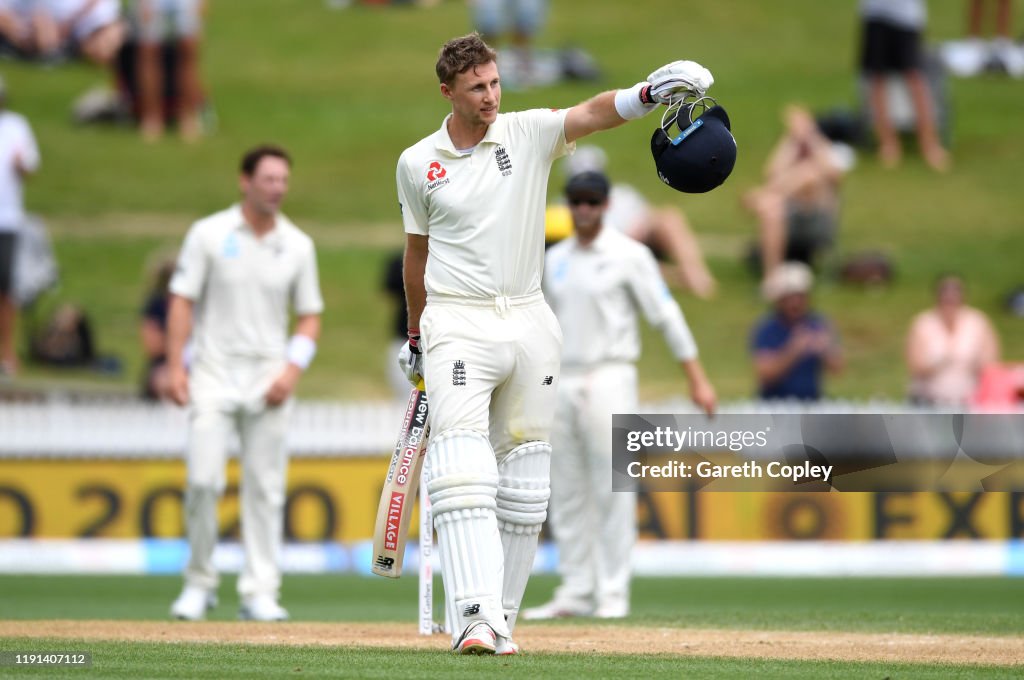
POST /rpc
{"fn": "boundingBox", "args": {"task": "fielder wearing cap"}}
[524,169,716,622]
[396,32,716,655]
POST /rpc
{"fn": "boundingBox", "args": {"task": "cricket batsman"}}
[395,32,725,654]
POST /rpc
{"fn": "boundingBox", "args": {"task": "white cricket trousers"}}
[182,356,292,599]
[548,362,638,613]
[421,292,562,637]
[420,292,562,453]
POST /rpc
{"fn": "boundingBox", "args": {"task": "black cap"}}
[564,170,610,200]
[650,105,737,194]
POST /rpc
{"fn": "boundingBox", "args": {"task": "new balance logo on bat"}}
[374,555,395,570]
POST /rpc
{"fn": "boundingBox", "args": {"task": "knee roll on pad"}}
[426,429,499,517]
[496,441,551,533]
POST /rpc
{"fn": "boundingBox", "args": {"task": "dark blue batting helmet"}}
[650,104,736,194]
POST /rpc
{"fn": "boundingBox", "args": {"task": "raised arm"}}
[564,91,628,143]
[564,60,714,144]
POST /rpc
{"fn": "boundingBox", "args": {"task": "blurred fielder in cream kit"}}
[165,145,323,622]
[396,31,715,654]
[525,170,716,621]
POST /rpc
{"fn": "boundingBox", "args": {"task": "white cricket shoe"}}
[238,595,289,621]
[454,621,496,655]
[594,602,630,619]
[521,598,593,621]
[170,586,217,621]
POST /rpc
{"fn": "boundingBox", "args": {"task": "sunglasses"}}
[568,197,604,207]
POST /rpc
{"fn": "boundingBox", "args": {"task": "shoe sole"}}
[458,638,496,655]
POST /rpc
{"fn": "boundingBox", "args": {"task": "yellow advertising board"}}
[1,459,1021,540]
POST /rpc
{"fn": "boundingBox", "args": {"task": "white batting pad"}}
[495,440,551,632]
[426,429,510,643]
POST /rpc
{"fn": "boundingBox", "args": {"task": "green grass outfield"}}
[0,574,1022,678]
[0,640,1015,680]
[1,0,1022,401]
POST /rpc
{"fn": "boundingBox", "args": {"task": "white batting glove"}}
[397,337,423,387]
[647,60,714,104]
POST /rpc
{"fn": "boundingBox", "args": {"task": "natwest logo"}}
[426,161,447,182]
[426,160,450,191]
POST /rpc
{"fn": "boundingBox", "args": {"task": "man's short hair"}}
[240,144,292,177]
[436,33,497,86]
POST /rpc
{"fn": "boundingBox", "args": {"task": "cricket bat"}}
[371,381,429,578]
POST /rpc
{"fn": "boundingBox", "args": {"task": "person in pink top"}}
[906,274,1000,406]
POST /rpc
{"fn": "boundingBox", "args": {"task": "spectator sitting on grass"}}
[5,0,125,65]
[906,274,1000,407]
[742,105,848,285]
[751,262,843,401]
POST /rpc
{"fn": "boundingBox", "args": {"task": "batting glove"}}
[398,334,423,387]
[647,60,714,104]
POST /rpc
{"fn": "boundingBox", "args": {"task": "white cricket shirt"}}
[0,110,40,231]
[397,109,575,298]
[169,204,323,364]
[544,227,697,369]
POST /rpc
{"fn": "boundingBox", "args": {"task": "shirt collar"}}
[231,203,286,246]
[433,113,507,155]
[572,225,613,253]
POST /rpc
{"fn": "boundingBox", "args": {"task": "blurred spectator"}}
[906,274,1000,407]
[29,302,96,367]
[382,249,411,399]
[751,262,843,401]
[471,0,548,88]
[549,145,717,299]
[943,0,1024,77]
[0,75,40,377]
[742,105,848,283]
[973,363,1024,409]
[859,0,950,171]
[0,0,34,56]
[32,0,125,65]
[139,251,175,400]
[130,0,205,142]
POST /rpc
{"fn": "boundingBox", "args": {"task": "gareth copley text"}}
[627,460,833,483]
